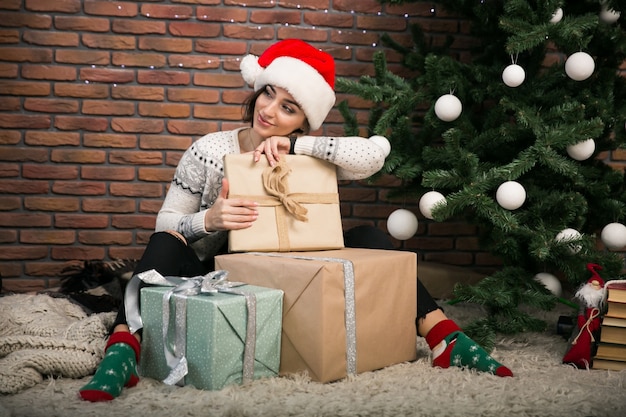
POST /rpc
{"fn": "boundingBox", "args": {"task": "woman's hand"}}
[204,178,258,231]
[253,135,291,166]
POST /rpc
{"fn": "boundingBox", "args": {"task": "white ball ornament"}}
[419,191,446,220]
[434,94,462,122]
[387,209,418,240]
[566,138,595,161]
[601,222,626,250]
[502,64,525,87]
[555,228,582,254]
[565,52,595,81]
[600,2,621,24]
[369,135,391,158]
[550,8,563,23]
[534,272,563,297]
[496,181,526,210]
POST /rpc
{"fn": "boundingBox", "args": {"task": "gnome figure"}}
[562,263,606,369]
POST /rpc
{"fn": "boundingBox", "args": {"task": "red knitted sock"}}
[79,332,141,402]
[425,319,513,377]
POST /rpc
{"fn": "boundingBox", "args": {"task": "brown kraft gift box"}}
[223,154,344,252]
[215,248,417,383]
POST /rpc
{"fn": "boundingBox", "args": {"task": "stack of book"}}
[593,280,626,371]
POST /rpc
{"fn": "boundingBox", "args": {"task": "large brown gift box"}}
[215,248,417,383]
[223,154,344,252]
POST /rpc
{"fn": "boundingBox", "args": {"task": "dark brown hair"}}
[241,86,310,135]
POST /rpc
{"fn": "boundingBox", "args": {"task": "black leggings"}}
[112,225,441,332]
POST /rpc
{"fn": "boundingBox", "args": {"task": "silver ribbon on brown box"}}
[124,269,257,386]
[246,252,357,375]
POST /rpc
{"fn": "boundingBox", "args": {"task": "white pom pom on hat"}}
[240,39,336,131]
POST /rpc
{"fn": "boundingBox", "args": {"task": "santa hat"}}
[240,39,336,131]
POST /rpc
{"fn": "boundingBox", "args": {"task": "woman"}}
[79,39,512,402]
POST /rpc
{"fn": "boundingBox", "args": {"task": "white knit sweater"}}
[156,128,386,261]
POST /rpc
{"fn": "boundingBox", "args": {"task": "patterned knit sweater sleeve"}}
[292,135,385,180]
[155,129,240,260]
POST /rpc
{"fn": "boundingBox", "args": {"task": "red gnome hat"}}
[586,263,605,290]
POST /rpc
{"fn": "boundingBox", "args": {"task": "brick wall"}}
[1,1,621,293]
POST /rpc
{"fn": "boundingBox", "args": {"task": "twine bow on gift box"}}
[262,159,309,222]
[124,269,257,386]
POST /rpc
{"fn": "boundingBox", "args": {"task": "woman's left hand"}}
[253,135,290,166]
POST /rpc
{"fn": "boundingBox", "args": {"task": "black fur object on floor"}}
[46,259,137,315]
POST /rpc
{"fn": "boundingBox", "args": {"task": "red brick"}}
[78,230,133,245]
[110,182,163,198]
[52,246,106,261]
[108,150,163,165]
[54,214,109,228]
[21,230,76,244]
[23,164,79,179]
[79,67,135,83]
[111,118,164,134]
[25,131,80,146]
[139,37,192,53]
[168,54,221,70]
[52,181,106,195]
[138,102,190,118]
[82,100,135,116]
[223,24,274,40]
[138,167,175,182]
[54,116,109,132]
[167,120,217,136]
[194,73,243,88]
[169,21,221,37]
[0,47,52,63]
[140,4,193,20]
[250,10,301,25]
[54,82,109,98]
[137,69,190,85]
[50,149,106,164]
[139,134,192,150]
[84,0,139,17]
[23,98,79,113]
[0,213,51,227]
[0,230,17,243]
[24,197,80,212]
[197,6,247,22]
[0,63,18,78]
[194,105,241,120]
[112,52,166,68]
[304,12,354,28]
[111,85,164,101]
[357,15,408,31]
[0,164,19,177]
[82,198,136,213]
[167,87,219,104]
[0,179,49,194]
[0,80,51,97]
[81,165,136,181]
[140,200,163,214]
[112,19,165,35]
[194,39,247,55]
[82,33,136,49]
[83,133,137,148]
[0,147,48,162]
[0,12,51,29]
[111,214,157,230]
[25,0,81,13]
[0,29,20,43]
[0,114,51,129]
[0,196,20,210]
[54,15,110,32]
[23,30,79,47]
[1,278,47,293]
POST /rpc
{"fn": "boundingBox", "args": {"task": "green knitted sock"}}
[79,332,140,402]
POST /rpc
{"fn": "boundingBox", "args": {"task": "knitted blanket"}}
[0,293,116,394]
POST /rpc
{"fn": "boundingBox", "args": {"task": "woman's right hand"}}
[204,178,258,231]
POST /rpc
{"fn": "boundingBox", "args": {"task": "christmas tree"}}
[338,0,626,348]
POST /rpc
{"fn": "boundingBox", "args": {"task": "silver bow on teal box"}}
[125,269,283,390]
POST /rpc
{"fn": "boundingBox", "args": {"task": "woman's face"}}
[252,85,307,138]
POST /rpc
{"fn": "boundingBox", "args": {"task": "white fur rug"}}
[1,300,625,417]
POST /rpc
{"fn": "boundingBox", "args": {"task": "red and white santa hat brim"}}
[240,39,336,131]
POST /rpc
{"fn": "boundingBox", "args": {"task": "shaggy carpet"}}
[1,298,625,417]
